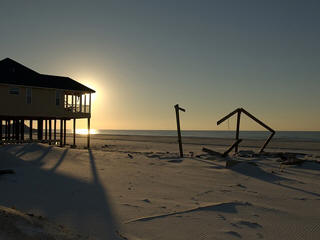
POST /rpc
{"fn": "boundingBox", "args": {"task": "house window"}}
[9,87,19,95]
[56,90,61,106]
[26,88,32,104]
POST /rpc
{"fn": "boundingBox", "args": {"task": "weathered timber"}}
[223,139,243,157]
[174,104,186,158]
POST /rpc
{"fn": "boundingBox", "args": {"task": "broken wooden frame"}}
[174,104,186,158]
[217,108,275,153]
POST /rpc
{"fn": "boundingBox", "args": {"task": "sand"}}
[1,134,320,239]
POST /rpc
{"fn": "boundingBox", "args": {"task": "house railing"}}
[65,104,90,113]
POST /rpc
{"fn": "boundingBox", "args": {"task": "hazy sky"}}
[1,0,319,130]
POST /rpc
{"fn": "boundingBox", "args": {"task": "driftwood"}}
[217,108,275,153]
[0,169,15,175]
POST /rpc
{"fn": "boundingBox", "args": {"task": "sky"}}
[0,0,319,131]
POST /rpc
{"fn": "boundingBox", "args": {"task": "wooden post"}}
[73,118,76,147]
[37,119,43,140]
[89,93,91,113]
[15,120,19,141]
[5,120,8,141]
[80,94,82,112]
[49,119,52,145]
[20,119,24,142]
[0,120,2,142]
[45,120,48,141]
[72,95,74,112]
[63,119,67,146]
[29,120,33,140]
[84,94,87,113]
[60,119,63,147]
[174,104,186,158]
[54,119,56,144]
[235,110,241,153]
[87,117,90,148]
[12,120,14,141]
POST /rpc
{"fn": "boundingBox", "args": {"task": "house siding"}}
[0,84,90,119]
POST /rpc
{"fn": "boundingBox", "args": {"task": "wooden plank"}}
[235,111,241,153]
[217,108,240,125]
[223,139,242,157]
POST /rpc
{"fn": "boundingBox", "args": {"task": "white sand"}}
[1,135,320,239]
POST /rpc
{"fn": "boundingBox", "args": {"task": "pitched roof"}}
[0,58,95,93]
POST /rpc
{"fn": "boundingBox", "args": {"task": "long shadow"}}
[230,162,320,197]
[50,148,68,173]
[0,144,121,240]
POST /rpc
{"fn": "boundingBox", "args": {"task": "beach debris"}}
[202,147,223,157]
[174,104,186,158]
[0,169,15,175]
[226,159,241,168]
[237,150,255,158]
[217,108,275,153]
[202,142,242,157]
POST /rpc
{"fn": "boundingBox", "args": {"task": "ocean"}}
[93,130,320,142]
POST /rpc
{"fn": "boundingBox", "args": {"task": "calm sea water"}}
[94,130,320,142]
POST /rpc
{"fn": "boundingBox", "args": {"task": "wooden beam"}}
[223,139,242,157]
[217,108,240,125]
[235,111,241,153]
[260,131,275,153]
[174,104,185,158]
[240,108,275,133]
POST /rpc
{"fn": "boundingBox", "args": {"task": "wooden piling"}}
[73,118,76,147]
[87,117,90,148]
[60,119,63,147]
[29,120,33,140]
[174,104,186,158]
[49,119,52,145]
[54,119,56,144]
[235,110,241,153]
[63,119,66,146]
[20,119,24,142]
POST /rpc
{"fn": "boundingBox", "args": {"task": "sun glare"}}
[76,129,97,135]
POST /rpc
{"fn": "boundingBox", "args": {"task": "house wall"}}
[0,84,90,119]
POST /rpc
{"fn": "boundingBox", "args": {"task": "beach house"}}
[0,58,95,147]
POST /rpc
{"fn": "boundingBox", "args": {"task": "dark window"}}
[9,87,19,95]
[26,88,32,104]
[56,91,60,106]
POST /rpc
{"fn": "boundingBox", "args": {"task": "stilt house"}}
[0,58,95,147]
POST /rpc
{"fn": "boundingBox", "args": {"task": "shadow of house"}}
[0,144,121,240]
